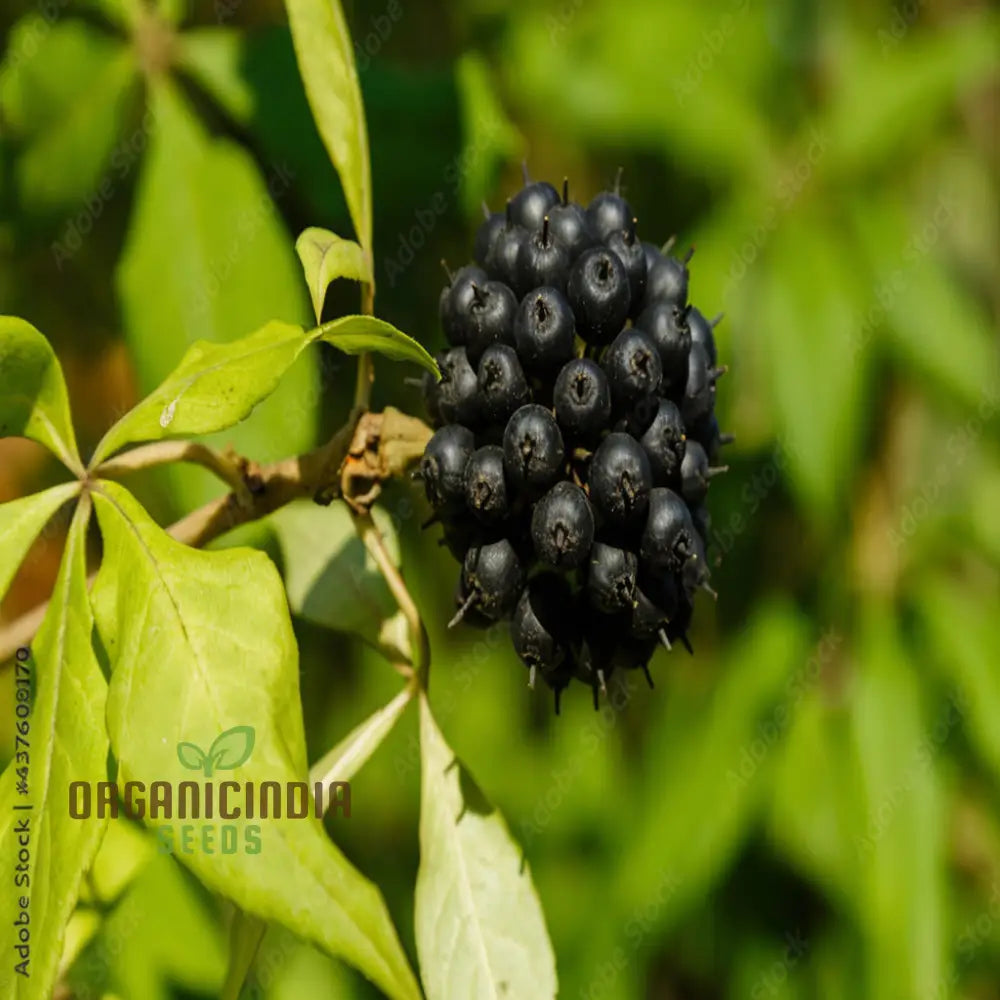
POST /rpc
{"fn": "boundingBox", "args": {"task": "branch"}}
[0,412,362,663]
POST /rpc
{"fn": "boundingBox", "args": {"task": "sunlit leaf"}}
[416,694,558,1000]
[0,496,109,1000]
[90,481,421,1000]
[285,0,372,250]
[296,227,371,322]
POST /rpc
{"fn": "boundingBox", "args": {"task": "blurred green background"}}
[1,0,999,997]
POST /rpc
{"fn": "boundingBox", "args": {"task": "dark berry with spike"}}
[452,539,524,626]
[645,249,691,306]
[639,399,686,486]
[421,424,475,513]
[516,217,572,297]
[553,358,612,440]
[679,439,728,505]
[636,301,691,390]
[464,281,518,366]
[687,306,717,365]
[436,347,481,426]
[511,574,575,681]
[514,287,576,374]
[567,247,631,345]
[477,344,530,424]
[531,481,595,569]
[605,223,647,313]
[510,180,561,231]
[588,432,652,526]
[640,487,700,574]
[440,265,488,346]
[465,445,510,524]
[586,189,634,242]
[602,328,663,411]
[548,179,595,258]
[502,404,565,495]
[587,542,638,613]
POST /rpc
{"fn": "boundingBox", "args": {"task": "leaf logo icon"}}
[176,726,255,777]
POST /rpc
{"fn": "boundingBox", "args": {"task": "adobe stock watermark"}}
[66,725,351,858]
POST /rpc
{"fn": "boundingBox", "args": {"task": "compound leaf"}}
[416,694,558,1000]
[0,317,82,473]
[90,481,420,1000]
[0,496,109,1000]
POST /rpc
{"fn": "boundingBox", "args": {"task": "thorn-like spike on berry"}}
[521,160,531,184]
[562,177,569,205]
[542,215,550,244]
[448,591,478,629]
[711,312,725,328]
[661,235,677,254]
[681,634,694,655]
[528,664,537,690]
[683,245,696,264]
[699,581,719,601]
[720,432,736,446]
[505,199,514,225]
[642,664,655,688]
[481,200,491,220]
[597,667,607,693]
[658,628,672,652]
[440,259,454,284]
[710,365,728,380]
[614,166,624,195]
[707,464,729,479]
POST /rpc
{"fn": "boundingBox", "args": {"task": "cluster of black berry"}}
[418,173,730,711]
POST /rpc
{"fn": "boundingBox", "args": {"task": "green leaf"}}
[0,495,109,1000]
[225,686,413,1000]
[176,27,255,123]
[0,482,80,601]
[296,227,371,323]
[416,694,558,1000]
[92,315,436,464]
[208,725,256,770]
[91,320,308,464]
[758,217,870,519]
[90,481,420,1000]
[115,76,318,511]
[315,315,439,374]
[850,606,946,999]
[273,501,411,663]
[0,18,137,217]
[0,317,83,473]
[285,0,372,250]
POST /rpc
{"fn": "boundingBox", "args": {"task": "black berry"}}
[553,358,613,439]
[567,247,631,345]
[502,404,565,495]
[514,287,576,374]
[531,480,595,569]
[588,432,652,525]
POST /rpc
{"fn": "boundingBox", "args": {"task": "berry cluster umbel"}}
[418,172,731,712]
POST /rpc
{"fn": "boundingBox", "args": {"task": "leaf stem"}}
[351,510,430,690]
[93,440,255,506]
[353,279,376,410]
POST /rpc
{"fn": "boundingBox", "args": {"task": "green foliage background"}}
[1,0,998,997]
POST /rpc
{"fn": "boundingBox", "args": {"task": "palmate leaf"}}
[0,317,82,473]
[89,480,420,1000]
[416,694,558,1000]
[91,316,437,463]
[285,0,372,251]
[0,496,109,1000]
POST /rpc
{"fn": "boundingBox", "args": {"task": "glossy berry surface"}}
[419,173,731,710]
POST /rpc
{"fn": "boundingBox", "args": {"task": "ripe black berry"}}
[548,180,595,258]
[639,398,686,485]
[464,281,518,366]
[465,445,510,524]
[474,208,506,268]
[510,180,561,231]
[636,301,691,390]
[421,424,474,512]
[511,574,574,681]
[586,542,637,613]
[440,265,488,346]
[681,342,717,424]
[588,432,652,525]
[605,223,647,312]
[436,347,481,426]
[531,480,595,569]
[514,287,576,375]
[645,248,691,306]
[679,439,727,506]
[452,539,525,626]
[502,404,565,495]
[553,358,612,440]
[687,306,717,365]
[640,487,699,574]
[516,217,572,296]
[603,327,663,410]
[484,206,527,288]
[477,344,530,424]
[586,189,634,242]
[567,247,631,345]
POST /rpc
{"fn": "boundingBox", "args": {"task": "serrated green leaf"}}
[0,317,82,473]
[0,482,80,601]
[90,320,308,464]
[273,501,411,663]
[115,76,317,511]
[0,495,109,1000]
[0,18,136,217]
[92,315,436,464]
[285,0,372,250]
[416,694,557,1000]
[315,315,438,373]
[296,227,371,323]
[89,480,420,1000]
